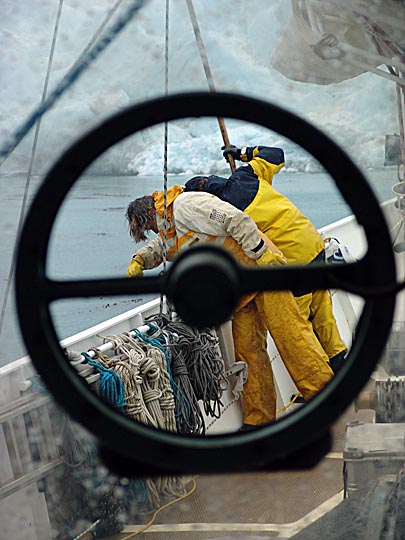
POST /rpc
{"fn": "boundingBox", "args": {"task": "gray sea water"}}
[0,168,399,366]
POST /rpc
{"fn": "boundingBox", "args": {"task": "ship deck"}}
[101,407,374,540]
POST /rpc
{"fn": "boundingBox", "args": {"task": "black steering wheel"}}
[15,92,397,475]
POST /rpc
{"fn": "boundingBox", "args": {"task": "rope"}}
[147,329,194,431]
[164,328,206,435]
[144,317,218,435]
[90,317,227,435]
[70,314,230,435]
[62,344,195,538]
[0,0,144,341]
[184,0,235,171]
[94,331,177,431]
[165,320,226,421]
[72,519,101,540]
[89,328,195,521]
[67,0,126,74]
[0,0,147,166]
[120,476,197,540]
[155,325,206,434]
[160,0,172,318]
[0,0,64,340]
[142,318,227,433]
[82,352,126,411]
[276,393,301,415]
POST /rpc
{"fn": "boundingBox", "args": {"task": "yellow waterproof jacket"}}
[185,146,324,264]
[244,147,324,263]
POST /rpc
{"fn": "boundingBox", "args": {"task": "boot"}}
[329,350,346,374]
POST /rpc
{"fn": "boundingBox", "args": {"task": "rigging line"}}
[24,0,126,162]
[0,0,148,166]
[160,0,170,316]
[72,518,101,540]
[66,0,125,75]
[184,0,236,172]
[0,0,65,340]
[0,0,128,339]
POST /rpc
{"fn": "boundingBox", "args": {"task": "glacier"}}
[0,0,399,176]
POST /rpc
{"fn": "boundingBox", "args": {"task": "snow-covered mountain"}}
[0,0,399,175]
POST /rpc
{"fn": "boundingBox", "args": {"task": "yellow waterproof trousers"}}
[295,289,347,360]
[249,204,348,363]
[233,300,277,426]
[233,290,334,426]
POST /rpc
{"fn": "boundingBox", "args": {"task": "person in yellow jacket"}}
[184,145,347,374]
[126,186,334,430]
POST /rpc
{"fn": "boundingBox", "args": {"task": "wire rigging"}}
[0,0,64,340]
[0,0,147,166]
[160,0,172,318]
[0,0,136,341]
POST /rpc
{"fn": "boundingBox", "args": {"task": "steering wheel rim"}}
[15,91,397,473]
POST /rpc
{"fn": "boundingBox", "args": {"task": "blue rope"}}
[128,478,151,506]
[82,352,126,411]
[131,324,167,354]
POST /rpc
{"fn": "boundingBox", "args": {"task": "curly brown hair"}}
[126,195,155,242]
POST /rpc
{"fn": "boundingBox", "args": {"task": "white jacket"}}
[136,191,267,269]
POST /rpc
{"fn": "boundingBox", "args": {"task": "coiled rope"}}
[83,332,187,510]
[82,352,126,411]
[164,319,226,421]
[163,327,206,435]
[89,333,177,432]
[132,323,201,434]
[73,316,228,435]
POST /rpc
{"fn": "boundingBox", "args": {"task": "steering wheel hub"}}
[166,246,240,328]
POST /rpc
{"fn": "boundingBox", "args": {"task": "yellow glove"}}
[127,255,145,277]
[256,249,287,267]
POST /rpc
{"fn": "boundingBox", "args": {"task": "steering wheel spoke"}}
[42,275,164,301]
[239,260,368,297]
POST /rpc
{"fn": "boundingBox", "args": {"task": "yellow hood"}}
[153,185,184,221]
